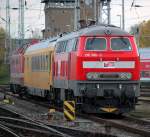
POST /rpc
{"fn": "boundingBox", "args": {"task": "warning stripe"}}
[64,105,75,117]
[64,101,75,121]
[64,109,75,121]
[64,101,75,113]
[69,101,75,108]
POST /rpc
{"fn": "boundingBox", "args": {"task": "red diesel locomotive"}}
[53,25,140,113]
[10,25,140,114]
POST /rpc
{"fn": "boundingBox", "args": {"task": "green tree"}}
[130,20,150,48]
[139,20,150,48]
[0,27,6,64]
[0,27,9,84]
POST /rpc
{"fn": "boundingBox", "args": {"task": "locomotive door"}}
[65,52,71,88]
[65,38,78,89]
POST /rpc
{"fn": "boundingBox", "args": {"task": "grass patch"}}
[0,64,10,85]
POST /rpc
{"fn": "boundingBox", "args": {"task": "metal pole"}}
[122,0,125,30]
[21,0,25,46]
[74,0,80,30]
[5,0,11,63]
[99,0,103,24]
[18,0,21,48]
[94,0,97,22]
[108,0,111,24]
[117,15,121,28]
[18,0,25,47]
[74,0,77,30]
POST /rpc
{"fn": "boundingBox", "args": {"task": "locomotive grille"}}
[101,74,119,79]
[86,72,132,80]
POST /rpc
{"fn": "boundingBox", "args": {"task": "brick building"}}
[41,0,99,38]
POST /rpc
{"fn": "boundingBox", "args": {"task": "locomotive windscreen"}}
[111,38,132,51]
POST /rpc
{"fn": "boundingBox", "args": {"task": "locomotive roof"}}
[25,25,131,53]
[57,24,131,41]
[25,37,57,53]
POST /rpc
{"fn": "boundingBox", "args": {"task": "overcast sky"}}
[0,0,150,38]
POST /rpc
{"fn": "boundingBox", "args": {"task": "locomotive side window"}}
[66,39,75,52]
[85,38,106,50]
[56,41,67,53]
[111,38,132,51]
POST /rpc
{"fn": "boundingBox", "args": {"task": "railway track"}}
[139,88,150,103]
[0,85,114,137]
[0,107,69,137]
[0,123,21,137]
[81,114,150,137]
[1,85,150,137]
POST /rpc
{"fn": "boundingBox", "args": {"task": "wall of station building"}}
[44,8,74,38]
[43,0,99,38]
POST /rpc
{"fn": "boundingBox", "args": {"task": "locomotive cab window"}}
[65,38,78,52]
[111,38,132,51]
[85,38,106,51]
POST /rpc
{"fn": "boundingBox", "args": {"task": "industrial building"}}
[41,0,99,38]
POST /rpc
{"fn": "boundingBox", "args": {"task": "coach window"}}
[39,56,41,71]
[27,57,29,70]
[43,55,45,71]
[36,56,38,71]
[34,57,36,71]
[111,38,132,51]
[85,38,106,50]
[37,56,39,71]
[45,55,48,71]
[33,57,35,71]
[31,57,33,71]
[40,55,42,71]
[44,56,47,71]
[42,55,44,71]
[49,54,51,71]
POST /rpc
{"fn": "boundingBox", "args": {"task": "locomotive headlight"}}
[86,72,99,80]
[120,73,132,80]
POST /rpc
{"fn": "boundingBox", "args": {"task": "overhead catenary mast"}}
[122,0,125,30]
[5,0,11,63]
[98,0,111,24]
[74,0,80,30]
[18,0,25,48]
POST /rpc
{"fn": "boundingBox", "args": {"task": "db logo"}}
[104,61,115,68]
